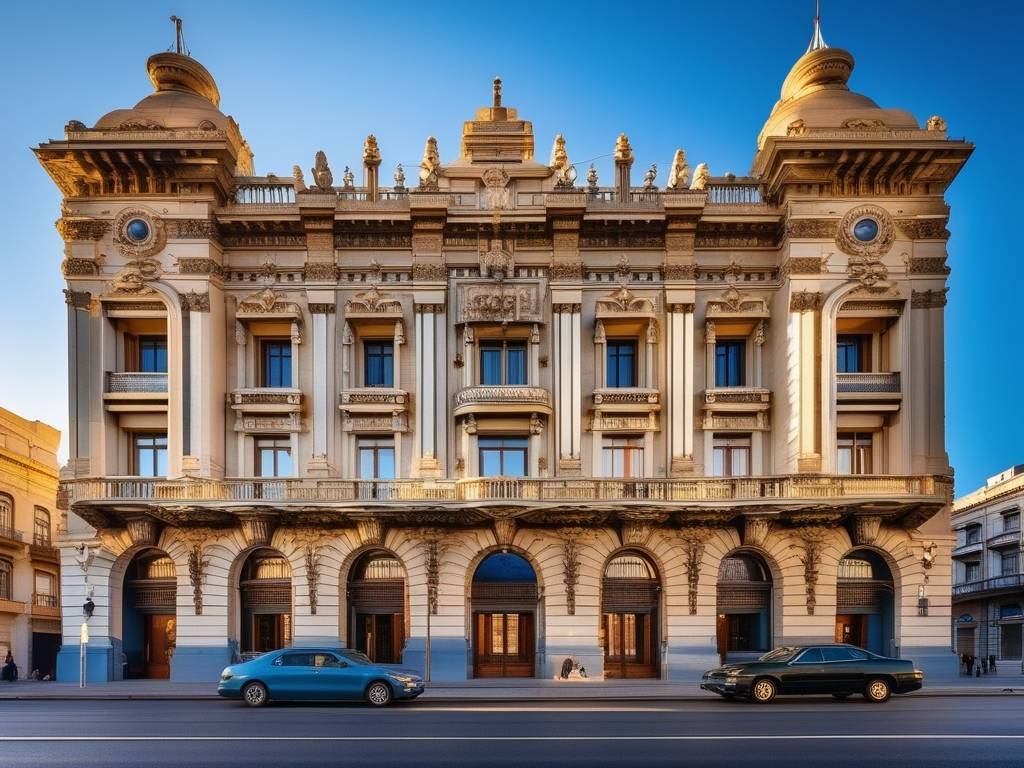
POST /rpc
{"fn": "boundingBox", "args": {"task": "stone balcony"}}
[29,542,60,565]
[703,387,771,431]
[453,386,552,417]
[103,372,169,412]
[951,541,984,558]
[836,372,902,409]
[229,388,302,413]
[591,388,660,413]
[986,530,1022,550]
[340,388,410,433]
[0,599,26,616]
[31,593,60,620]
[0,525,24,554]
[953,573,1024,601]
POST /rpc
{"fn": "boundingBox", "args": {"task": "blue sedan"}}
[218,648,424,707]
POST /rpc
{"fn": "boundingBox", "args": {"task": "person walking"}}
[1,651,17,682]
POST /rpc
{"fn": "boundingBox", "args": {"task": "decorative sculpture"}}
[363,134,381,164]
[394,163,406,190]
[586,163,598,191]
[666,149,691,190]
[419,137,441,190]
[927,115,947,132]
[642,164,657,189]
[614,133,633,162]
[549,134,577,188]
[310,150,333,191]
[342,166,354,188]
[292,165,306,191]
[690,162,710,190]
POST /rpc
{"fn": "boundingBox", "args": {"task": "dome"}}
[94,52,228,131]
[758,45,919,148]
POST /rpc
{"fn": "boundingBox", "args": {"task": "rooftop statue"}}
[666,149,691,190]
[419,136,441,190]
[691,162,710,191]
[614,133,633,163]
[292,165,306,191]
[310,150,333,191]
[342,166,355,188]
[643,164,657,189]
[363,134,381,165]
[586,163,598,190]
[394,163,406,190]
[549,134,577,188]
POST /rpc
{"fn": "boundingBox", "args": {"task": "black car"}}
[701,644,923,703]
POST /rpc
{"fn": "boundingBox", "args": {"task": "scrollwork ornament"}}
[835,205,894,259]
[113,207,166,259]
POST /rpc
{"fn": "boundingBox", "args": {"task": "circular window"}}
[852,218,879,243]
[125,218,151,242]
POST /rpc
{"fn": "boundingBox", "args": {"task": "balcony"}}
[104,372,169,412]
[31,593,60,620]
[703,387,771,432]
[953,573,1024,600]
[29,541,60,564]
[836,372,902,411]
[951,541,984,558]
[987,530,1022,550]
[0,525,25,553]
[0,598,26,616]
[453,386,552,417]
[230,388,302,412]
[592,388,660,412]
[340,388,410,433]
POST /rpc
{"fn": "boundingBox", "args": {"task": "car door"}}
[311,652,365,701]
[821,646,863,692]
[270,652,314,700]
[781,647,826,693]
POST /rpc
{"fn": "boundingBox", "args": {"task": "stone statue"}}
[690,162,710,190]
[586,163,598,190]
[549,134,576,188]
[292,164,306,191]
[927,115,947,132]
[394,163,406,190]
[342,166,354,188]
[614,133,633,162]
[666,149,690,190]
[419,136,440,190]
[642,164,657,189]
[310,150,333,191]
[363,134,381,164]
[493,77,502,107]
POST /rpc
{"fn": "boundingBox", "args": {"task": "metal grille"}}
[471,582,537,610]
[717,583,771,611]
[129,581,176,611]
[241,581,291,611]
[350,580,404,611]
[602,579,658,611]
[837,581,893,612]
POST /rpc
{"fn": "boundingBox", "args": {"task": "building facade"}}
[35,21,971,682]
[952,466,1024,665]
[0,408,62,677]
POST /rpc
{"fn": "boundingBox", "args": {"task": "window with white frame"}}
[712,435,750,477]
[357,437,395,479]
[602,437,644,478]
[837,432,873,475]
[255,437,293,477]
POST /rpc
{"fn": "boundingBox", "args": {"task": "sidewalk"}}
[1,675,1021,701]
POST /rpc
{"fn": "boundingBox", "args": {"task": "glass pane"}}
[623,614,637,658]
[480,348,502,385]
[258,448,274,477]
[606,614,620,657]
[602,448,613,476]
[506,347,526,385]
[491,614,505,655]
[712,448,725,477]
[377,448,395,480]
[503,449,526,477]
[276,448,293,477]
[855,444,872,475]
[481,449,502,477]
[506,613,519,656]
[837,447,853,475]
[731,448,749,477]
[359,448,374,479]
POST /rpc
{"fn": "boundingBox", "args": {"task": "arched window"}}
[0,559,13,600]
[359,556,404,581]
[34,507,51,546]
[605,554,656,580]
[838,557,874,580]
[0,495,12,532]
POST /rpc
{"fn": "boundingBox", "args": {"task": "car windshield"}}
[758,647,800,662]
[340,650,373,665]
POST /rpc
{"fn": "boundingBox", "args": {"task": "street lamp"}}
[80,597,94,688]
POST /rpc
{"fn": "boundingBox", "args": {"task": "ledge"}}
[453,386,552,417]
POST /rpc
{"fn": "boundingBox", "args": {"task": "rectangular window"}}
[261,339,292,388]
[837,432,873,475]
[0,560,11,601]
[1004,512,1021,533]
[357,438,396,480]
[138,335,168,373]
[0,499,11,531]
[602,437,644,478]
[255,437,293,477]
[836,334,870,373]
[133,433,168,477]
[33,508,51,546]
[479,342,527,386]
[34,571,57,607]
[714,340,746,387]
[965,561,981,582]
[965,525,982,545]
[363,341,394,388]
[606,341,637,388]
[1002,552,1020,577]
[711,435,751,477]
[479,437,528,477]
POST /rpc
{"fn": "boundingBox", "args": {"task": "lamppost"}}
[80,597,94,688]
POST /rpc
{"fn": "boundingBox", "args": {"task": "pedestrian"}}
[1,651,17,682]
[982,656,988,674]
[975,660,982,678]
[960,653,968,675]
[990,654,997,673]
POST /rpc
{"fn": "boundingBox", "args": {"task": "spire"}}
[493,77,502,107]
[169,15,190,57]
[806,0,828,53]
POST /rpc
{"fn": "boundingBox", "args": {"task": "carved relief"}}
[176,528,211,616]
[896,218,950,241]
[412,262,446,281]
[305,545,321,615]
[908,257,950,275]
[742,516,773,549]
[459,283,540,323]
[550,261,583,281]
[55,218,111,242]
[492,517,517,548]
[790,290,823,313]
[595,286,656,316]
[177,257,223,275]
[169,219,219,241]
[125,517,158,547]
[61,258,100,276]
[794,527,828,615]
[240,516,275,548]
[237,287,301,315]
[911,288,948,309]
[679,528,714,615]
[706,285,769,316]
[355,519,385,547]
[785,219,837,239]
[559,530,581,616]
[179,291,211,312]
[661,261,696,280]
[303,263,338,282]
[852,515,882,546]
[345,285,403,316]
[782,256,824,275]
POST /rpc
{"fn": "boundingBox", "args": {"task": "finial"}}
[493,77,502,107]
[169,15,190,56]
[806,0,828,53]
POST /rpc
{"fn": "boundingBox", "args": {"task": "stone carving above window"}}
[458,282,541,323]
[705,285,769,317]
[594,286,656,318]
[345,285,403,318]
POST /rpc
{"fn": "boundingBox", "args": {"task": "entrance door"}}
[473,612,534,677]
[355,613,402,664]
[144,614,174,679]
[603,612,656,678]
[835,614,868,647]
[253,614,285,653]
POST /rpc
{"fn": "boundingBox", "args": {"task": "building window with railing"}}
[364,341,394,388]
[479,437,528,477]
[358,438,395,479]
[1001,552,1020,577]
[261,339,292,388]
[836,334,870,373]
[606,341,637,388]
[0,495,12,534]
[964,524,982,545]
[480,341,527,385]
[0,559,12,600]
[602,437,644,478]
[138,335,168,373]
[711,435,750,477]
[255,437,293,477]
[964,561,981,583]
[34,571,57,607]
[132,433,168,477]
[715,340,746,387]
[1003,511,1020,533]
[837,432,873,475]
[33,507,50,546]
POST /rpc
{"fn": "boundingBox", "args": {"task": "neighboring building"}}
[34,16,970,683]
[952,466,1024,665]
[0,408,62,677]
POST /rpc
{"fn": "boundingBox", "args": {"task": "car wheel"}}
[864,678,891,703]
[242,682,268,708]
[831,692,852,700]
[750,678,777,704]
[366,681,393,707]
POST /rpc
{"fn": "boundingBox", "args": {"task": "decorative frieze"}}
[785,218,837,239]
[559,530,581,616]
[169,219,219,240]
[896,217,950,241]
[588,413,659,433]
[308,303,336,314]
[61,258,100,276]
[177,257,223,275]
[412,262,446,281]
[790,290,823,313]
[782,256,824,275]
[550,261,583,281]
[179,291,211,312]
[908,257,951,275]
[911,288,948,308]
[345,285,403,317]
[303,263,338,281]
[55,218,111,242]
[342,414,409,433]
[459,283,541,323]
[235,413,302,433]
[667,302,695,314]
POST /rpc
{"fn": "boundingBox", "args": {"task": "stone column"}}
[64,290,94,475]
[462,325,475,388]
[393,320,404,390]
[791,291,823,473]
[416,304,443,475]
[910,289,950,474]
[554,303,582,475]
[529,323,540,385]
[667,303,695,475]
[704,320,716,389]
[614,133,634,203]
[178,287,225,477]
[308,303,335,476]
[645,319,657,388]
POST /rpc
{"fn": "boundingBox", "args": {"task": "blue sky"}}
[1,1,1020,494]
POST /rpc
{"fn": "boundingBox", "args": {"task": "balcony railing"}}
[953,573,1024,599]
[987,530,1022,549]
[61,474,945,507]
[33,593,58,609]
[106,372,168,394]
[29,542,60,563]
[706,183,763,205]
[234,183,296,204]
[454,386,552,413]
[836,372,901,393]
[0,526,24,545]
[951,541,984,558]
[592,388,660,407]
[230,388,302,408]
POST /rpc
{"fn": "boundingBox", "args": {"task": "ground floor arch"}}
[835,548,895,656]
[238,548,293,656]
[347,550,407,664]
[716,550,773,663]
[601,551,660,678]
[121,548,176,679]
[470,551,538,678]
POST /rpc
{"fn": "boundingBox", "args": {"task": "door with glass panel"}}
[473,611,535,678]
[601,554,660,678]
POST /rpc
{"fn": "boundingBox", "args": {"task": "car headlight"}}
[220,669,233,681]
[388,673,420,684]
[725,676,738,684]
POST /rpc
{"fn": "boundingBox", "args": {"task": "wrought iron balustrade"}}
[105,372,169,394]
[233,183,296,204]
[953,573,1024,598]
[836,372,901,393]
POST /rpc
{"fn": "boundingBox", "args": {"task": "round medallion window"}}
[852,218,879,243]
[125,218,151,242]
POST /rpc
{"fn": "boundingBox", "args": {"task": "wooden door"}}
[716,614,729,663]
[356,613,403,664]
[603,612,657,678]
[473,612,534,677]
[144,614,174,679]
[253,614,284,653]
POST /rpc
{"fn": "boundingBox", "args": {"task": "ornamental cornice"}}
[896,217,950,241]
[176,257,224,276]
[554,303,581,314]
[908,257,951,275]
[785,218,838,240]
[412,262,446,281]
[790,290,823,313]
[55,218,111,242]
[911,288,948,309]
[168,219,220,241]
[179,291,211,312]
[61,258,100,276]
[667,303,694,314]
[415,302,446,314]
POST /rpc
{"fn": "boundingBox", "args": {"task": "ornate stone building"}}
[36,20,970,682]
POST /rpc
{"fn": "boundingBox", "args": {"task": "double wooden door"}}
[473,612,535,677]
[144,614,175,679]
[354,613,403,664]
[603,611,657,678]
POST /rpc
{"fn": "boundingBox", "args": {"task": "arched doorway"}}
[122,549,176,679]
[239,548,292,657]
[471,552,537,678]
[348,551,406,664]
[601,552,660,678]
[716,552,773,663]
[835,549,895,656]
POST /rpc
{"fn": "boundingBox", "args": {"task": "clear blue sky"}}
[1,1,1019,495]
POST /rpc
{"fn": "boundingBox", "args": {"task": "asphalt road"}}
[1,695,1022,767]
